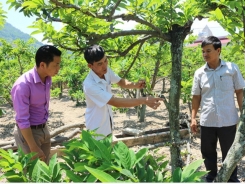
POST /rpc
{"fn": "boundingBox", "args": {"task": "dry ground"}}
[1,88,245,182]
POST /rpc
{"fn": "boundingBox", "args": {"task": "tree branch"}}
[122,41,145,78]
[87,30,170,45]
[48,0,163,35]
[49,0,107,19]
[108,0,123,20]
[106,35,153,57]
[112,13,162,33]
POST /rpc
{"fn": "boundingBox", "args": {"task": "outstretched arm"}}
[117,79,145,89]
[107,96,162,109]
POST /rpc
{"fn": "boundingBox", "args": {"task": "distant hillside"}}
[0,22,43,47]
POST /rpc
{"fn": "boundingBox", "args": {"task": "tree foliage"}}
[0,2,6,28]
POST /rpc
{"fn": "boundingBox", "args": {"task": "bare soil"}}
[1,88,245,182]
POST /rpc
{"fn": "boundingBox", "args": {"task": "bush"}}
[0,130,208,182]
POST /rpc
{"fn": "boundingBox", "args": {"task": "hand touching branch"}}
[144,96,163,109]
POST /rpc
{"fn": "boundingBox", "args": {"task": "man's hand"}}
[30,145,46,162]
[135,79,146,89]
[145,96,163,109]
[190,119,198,134]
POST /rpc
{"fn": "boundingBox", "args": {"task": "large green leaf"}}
[65,170,84,182]
[48,154,62,182]
[134,148,148,164]
[146,165,154,182]
[84,166,119,182]
[31,163,41,181]
[0,151,15,164]
[81,130,97,151]
[5,174,26,182]
[172,167,182,182]
[181,159,204,181]
[184,171,208,182]
[113,141,134,170]
[92,139,111,162]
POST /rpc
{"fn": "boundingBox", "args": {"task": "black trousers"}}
[201,125,238,182]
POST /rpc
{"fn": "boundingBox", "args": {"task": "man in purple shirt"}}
[11,45,62,163]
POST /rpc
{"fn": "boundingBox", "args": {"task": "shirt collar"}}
[33,67,51,84]
[204,60,226,70]
[89,69,107,84]
[33,67,42,83]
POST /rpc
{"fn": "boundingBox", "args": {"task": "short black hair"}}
[201,36,221,50]
[84,45,105,64]
[35,45,62,67]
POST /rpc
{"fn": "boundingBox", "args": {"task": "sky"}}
[0,0,229,43]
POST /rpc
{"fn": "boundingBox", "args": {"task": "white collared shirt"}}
[191,60,245,127]
[83,67,121,137]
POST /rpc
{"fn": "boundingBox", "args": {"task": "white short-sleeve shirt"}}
[83,67,121,137]
[191,60,245,127]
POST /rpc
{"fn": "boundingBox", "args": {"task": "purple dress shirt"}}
[11,67,51,129]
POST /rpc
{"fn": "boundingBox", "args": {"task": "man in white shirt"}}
[83,45,162,139]
[191,36,245,182]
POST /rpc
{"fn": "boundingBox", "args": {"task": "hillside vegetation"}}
[0,22,43,47]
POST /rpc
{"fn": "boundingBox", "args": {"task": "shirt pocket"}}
[219,75,233,91]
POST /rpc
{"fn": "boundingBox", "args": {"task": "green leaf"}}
[31,162,41,181]
[92,138,111,162]
[172,167,182,182]
[49,154,62,181]
[30,30,42,35]
[22,1,39,9]
[84,165,118,182]
[113,141,133,169]
[11,162,23,172]
[214,8,224,20]
[159,160,169,170]
[135,162,146,181]
[66,170,84,182]
[135,148,148,165]
[6,175,26,182]
[155,170,164,182]
[146,165,154,182]
[120,168,137,181]
[0,151,15,164]
[185,171,208,182]
[74,162,86,172]
[181,159,204,181]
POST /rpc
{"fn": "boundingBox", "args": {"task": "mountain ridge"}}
[0,22,43,47]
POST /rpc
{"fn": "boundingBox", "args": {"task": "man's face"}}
[202,44,220,63]
[88,55,108,78]
[42,56,61,77]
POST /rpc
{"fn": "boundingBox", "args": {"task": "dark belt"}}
[30,123,46,129]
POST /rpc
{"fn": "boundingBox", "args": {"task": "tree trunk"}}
[137,105,146,122]
[137,88,146,122]
[169,27,186,172]
[215,87,245,182]
[58,81,63,99]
